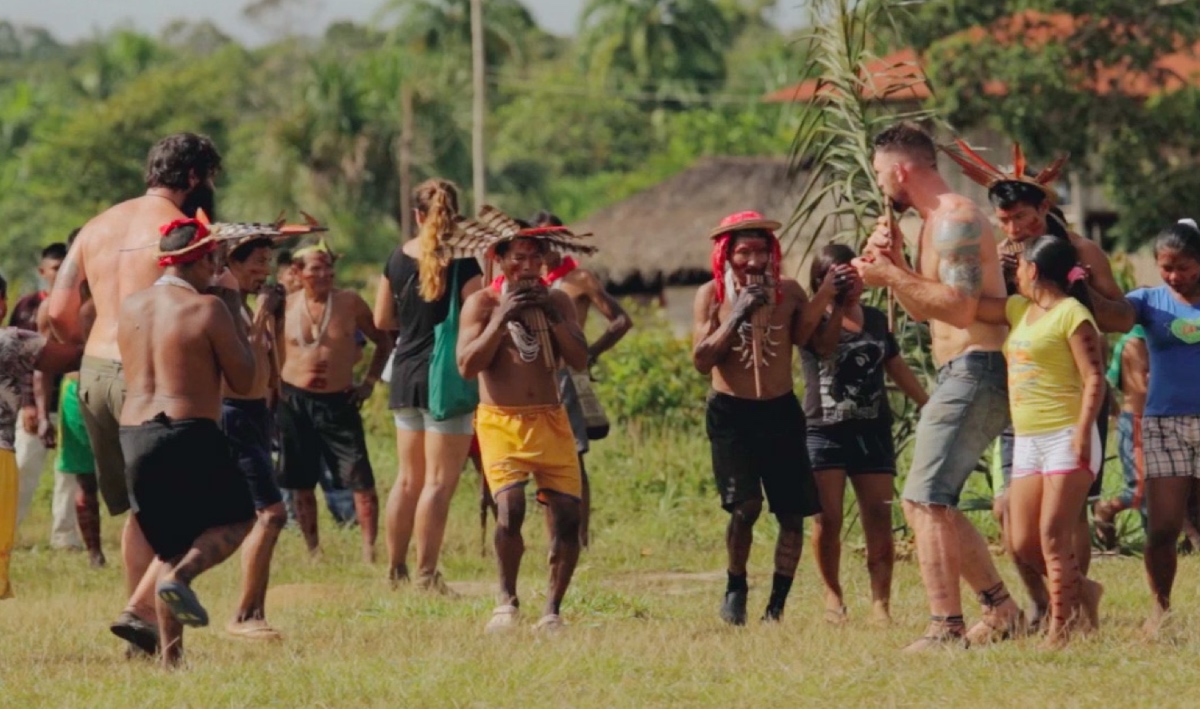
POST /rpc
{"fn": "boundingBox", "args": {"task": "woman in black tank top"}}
[372,179,482,593]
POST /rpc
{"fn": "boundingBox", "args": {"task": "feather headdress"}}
[128,208,329,255]
[440,205,598,259]
[940,139,1069,203]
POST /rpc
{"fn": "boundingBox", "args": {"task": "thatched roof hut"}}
[575,156,813,292]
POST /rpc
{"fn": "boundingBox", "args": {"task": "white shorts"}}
[1012,425,1101,479]
[392,408,475,436]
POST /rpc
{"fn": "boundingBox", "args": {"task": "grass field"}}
[4,422,1200,708]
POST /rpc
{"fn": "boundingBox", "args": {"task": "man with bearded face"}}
[854,122,1021,650]
[47,133,223,657]
[692,211,835,625]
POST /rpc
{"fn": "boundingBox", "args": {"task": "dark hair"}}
[988,181,1047,211]
[0,273,7,298]
[276,249,293,267]
[41,242,68,261]
[144,133,222,190]
[229,238,273,264]
[531,210,563,227]
[1154,221,1200,262]
[873,121,937,166]
[66,228,82,248]
[1023,234,1092,312]
[810,243,855,294]
[160,224,201,253]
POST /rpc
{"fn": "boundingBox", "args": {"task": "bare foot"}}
[1040,619,1070,650]
[362,544,376,564]
[88,550,107,568]
[870,600,892,626]
[823,593,847,626]
[1079,579,1104,633]
[1142,607,1172,640]
[966,598,1026,645]
[901,621,967,653]
[307,547,324,563]
[226,618,283,641]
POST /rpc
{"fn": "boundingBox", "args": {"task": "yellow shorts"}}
[1,448,18,599]
[476,404,582,502]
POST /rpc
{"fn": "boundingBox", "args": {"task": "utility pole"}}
[470,0,487,213]
[399,85,414,239]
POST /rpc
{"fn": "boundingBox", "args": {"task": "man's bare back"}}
[119,284,255,425]
[460,287,583,406]
[280,289,368,393]
[693,279,810,400]
[54,196,186,357]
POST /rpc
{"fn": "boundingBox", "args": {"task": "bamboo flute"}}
[747,274,768,398]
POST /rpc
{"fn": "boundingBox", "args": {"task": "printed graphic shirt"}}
[1128,286,1200,416]
[1004,296,1096,435]
[802,306,899,426]
[0,327,46,451]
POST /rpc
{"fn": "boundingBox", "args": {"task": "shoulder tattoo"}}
[934,212,983,298]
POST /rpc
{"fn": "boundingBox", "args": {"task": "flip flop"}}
[226,619,283,641]
[110,610,160,655]
[534,614,565,633]
[157,580,210,627]
[484,605,520,634]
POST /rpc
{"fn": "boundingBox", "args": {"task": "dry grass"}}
[4,426,1200,708]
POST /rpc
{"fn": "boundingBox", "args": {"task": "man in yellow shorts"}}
[455,208,594,633]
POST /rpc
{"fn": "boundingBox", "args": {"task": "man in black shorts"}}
[221,234,288,640]
[691,212,830,624]
[278,241,391,561]
[117,218,259,666]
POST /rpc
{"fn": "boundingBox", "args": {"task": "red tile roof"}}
[763,10,1200,104]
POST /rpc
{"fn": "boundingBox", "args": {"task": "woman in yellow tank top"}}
[976,235,1106,648]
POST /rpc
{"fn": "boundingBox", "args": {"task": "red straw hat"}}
[708,211,782,241]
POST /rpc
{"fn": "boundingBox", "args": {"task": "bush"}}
[592,308,709,430]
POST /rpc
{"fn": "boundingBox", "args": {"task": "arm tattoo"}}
[934,213,984,298]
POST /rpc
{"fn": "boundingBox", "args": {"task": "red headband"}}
[158,218,215,268]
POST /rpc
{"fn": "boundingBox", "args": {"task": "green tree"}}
[378,0,539,68]
[916,0,1200,246]
[578,0,732,99]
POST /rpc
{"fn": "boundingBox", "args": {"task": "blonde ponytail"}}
[414,179,460,302]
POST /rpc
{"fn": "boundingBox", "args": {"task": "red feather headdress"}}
[940,139,1069,203]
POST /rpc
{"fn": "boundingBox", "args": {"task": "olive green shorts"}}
[78,357,128,516]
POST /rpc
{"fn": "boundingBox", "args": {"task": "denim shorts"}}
[392,408,475,436]
[902,351,1010,507]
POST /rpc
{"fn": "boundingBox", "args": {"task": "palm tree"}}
[377,0,537,69]
[578,0,732,98]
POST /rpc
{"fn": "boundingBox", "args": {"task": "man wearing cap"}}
[220,234,289,640]
[48,132,222,656]
[117,218,259,667]
[692,210,839,625]
[277,239,392,562]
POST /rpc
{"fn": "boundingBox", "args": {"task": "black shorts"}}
[705,391,821,517]
[120,414,255,561]
[807,419,897,475]
[222,398,283,510]
[276,384,375,491]
[999,388,1111,498]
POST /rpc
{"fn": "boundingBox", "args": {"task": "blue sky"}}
[4,1,806,45]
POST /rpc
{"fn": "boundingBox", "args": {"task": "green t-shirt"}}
[1106,324,1146,389]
